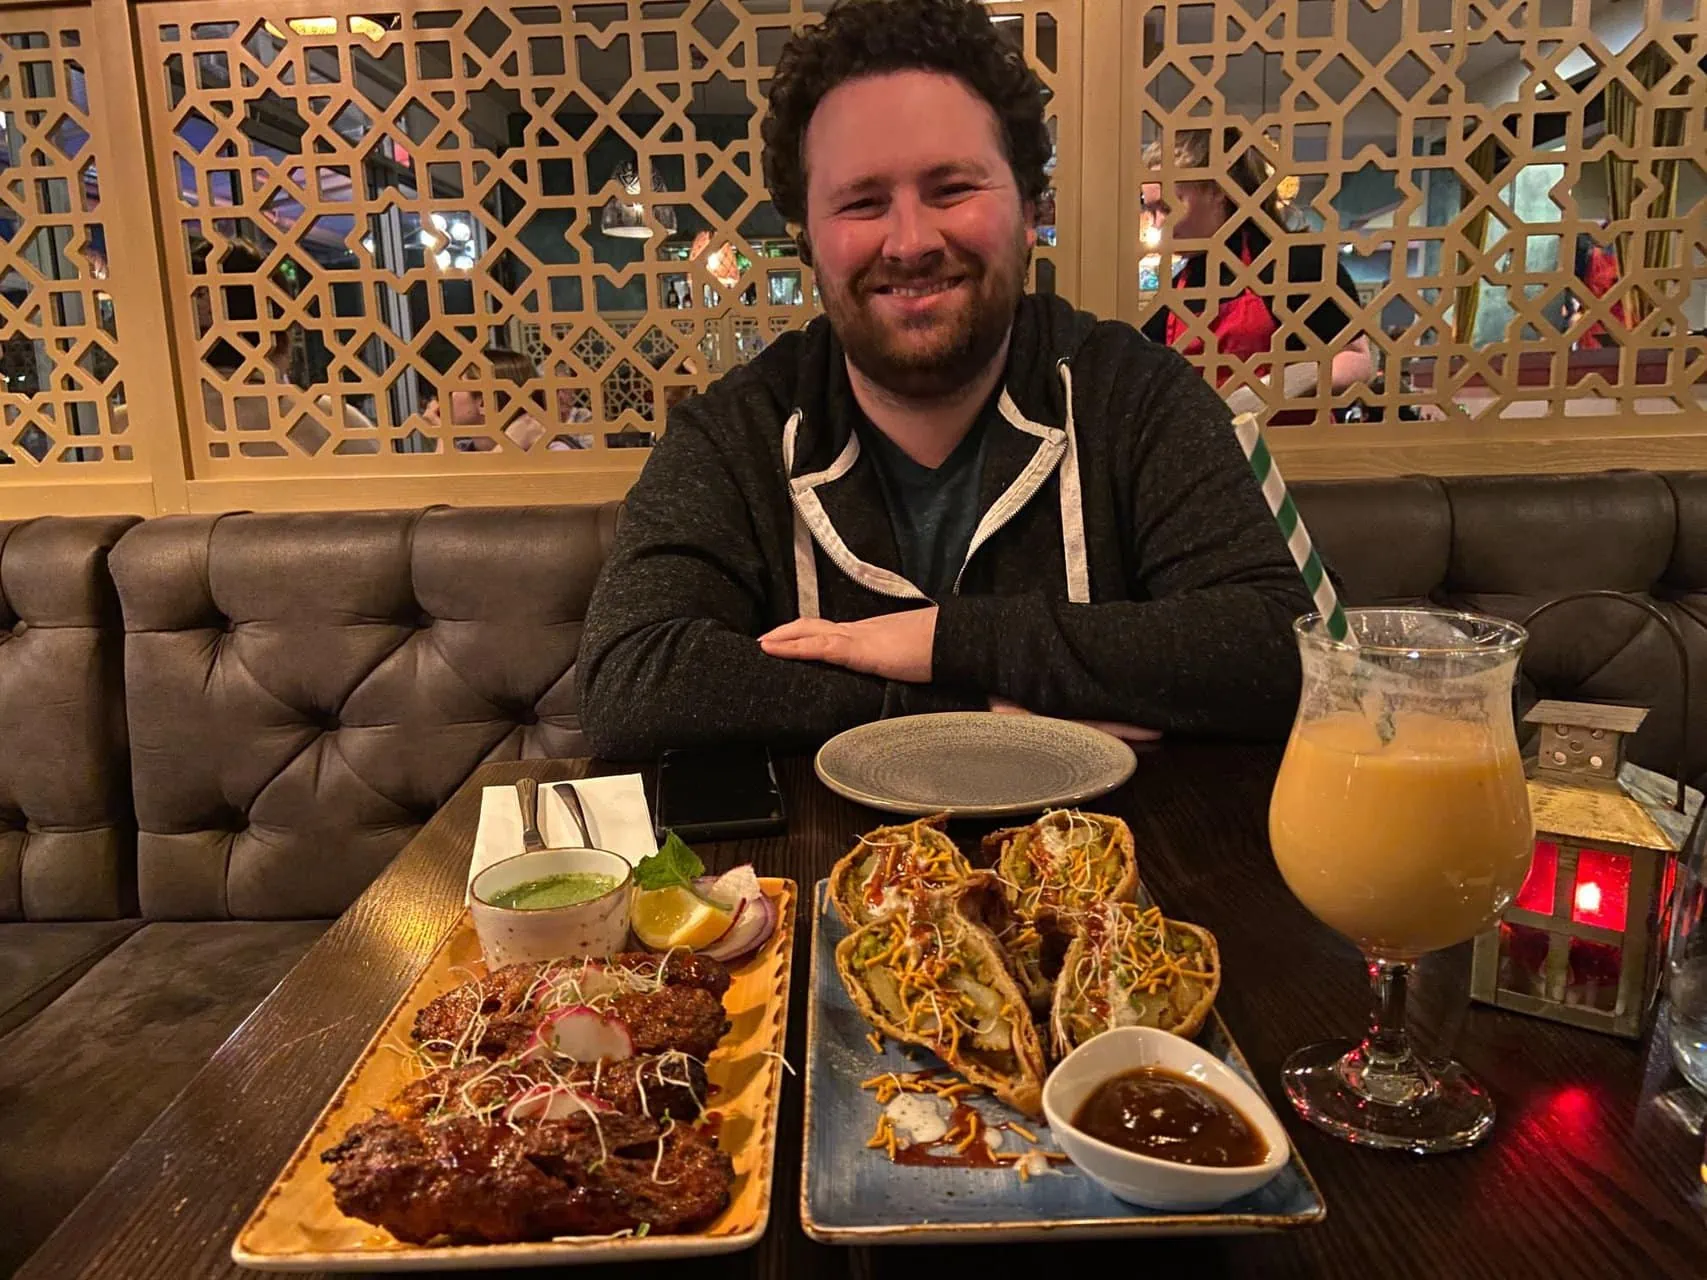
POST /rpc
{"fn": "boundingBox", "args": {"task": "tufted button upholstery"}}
[87,475,1705,920]
[111,504,620,921]
[0,515,139,921]
[1296,472,1707,792]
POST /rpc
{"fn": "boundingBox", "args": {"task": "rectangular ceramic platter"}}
[233,878,797,1271]
[802,880,1326,1244]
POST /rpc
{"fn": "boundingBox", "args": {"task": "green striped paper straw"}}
[1231,412,1351,644]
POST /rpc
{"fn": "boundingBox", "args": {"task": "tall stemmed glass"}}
[1270,608,1533,1153]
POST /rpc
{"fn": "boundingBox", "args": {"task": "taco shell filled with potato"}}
[828,813,971,930]
[835,893,1048,1117]
[984,810,1139,919]
[1050,900,1221,1059]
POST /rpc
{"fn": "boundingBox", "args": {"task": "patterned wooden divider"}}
[124,0,1077,511]
[0,1,179,516]
[1108,0,1707,475]
[1,0,1703,514]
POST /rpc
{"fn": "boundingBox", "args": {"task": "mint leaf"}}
[634,831,704,891]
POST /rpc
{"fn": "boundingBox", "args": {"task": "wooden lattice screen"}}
[0,13,130,476]
[131,0,1074,489]
[1122,0,1707,447]
[0,0,1702,515]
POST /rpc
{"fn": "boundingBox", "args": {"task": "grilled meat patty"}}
[414,985,729,1062]
[609,987,729,1060]
[412,953,731,1057]
[323,1110,731,1244]
[389,1053,708,1124]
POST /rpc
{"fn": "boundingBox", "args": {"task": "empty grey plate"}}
[814,712,1138,817]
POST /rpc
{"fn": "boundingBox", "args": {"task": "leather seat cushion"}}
[0,516,138,920]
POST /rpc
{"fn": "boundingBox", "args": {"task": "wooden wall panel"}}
[0,8,149,510]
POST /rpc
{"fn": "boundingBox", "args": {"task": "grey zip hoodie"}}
[577,294,1312,759]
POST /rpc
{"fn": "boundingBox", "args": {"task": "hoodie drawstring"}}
[781,409,821,619]
[1056,361,1091,604]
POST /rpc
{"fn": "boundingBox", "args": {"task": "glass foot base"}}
[1281,1039,1495,1155]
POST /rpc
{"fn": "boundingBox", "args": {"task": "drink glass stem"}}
[1338,957,1436,1108]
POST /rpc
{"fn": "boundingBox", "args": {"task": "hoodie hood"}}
[759,292,1101,618]
[754,292,1101,477]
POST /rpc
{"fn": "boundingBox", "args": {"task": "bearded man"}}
[578,0,1313,758]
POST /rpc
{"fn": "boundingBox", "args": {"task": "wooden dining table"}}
[19,744,1707,1279]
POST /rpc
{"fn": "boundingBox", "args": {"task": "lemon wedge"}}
[632,885,735,951]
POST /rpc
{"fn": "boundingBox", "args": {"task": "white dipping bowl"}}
[1042,1026,1291,1211]
[469,848,633,968]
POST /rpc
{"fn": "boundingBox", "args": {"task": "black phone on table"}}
[652,744,787,843]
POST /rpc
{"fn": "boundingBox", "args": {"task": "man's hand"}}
[989,696,1163,743]
[759,606,938,683]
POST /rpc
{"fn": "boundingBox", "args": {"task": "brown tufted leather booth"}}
[1294,472,1706,791]
[112,503,622,920]
[0,516,143,1046]
[0,515,138,924]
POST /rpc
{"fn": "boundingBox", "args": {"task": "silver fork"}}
[515,777,546,853]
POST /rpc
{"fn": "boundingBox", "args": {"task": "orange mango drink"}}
[1270,710,1534,960]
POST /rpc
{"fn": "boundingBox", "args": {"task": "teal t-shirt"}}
[856,409,990,602]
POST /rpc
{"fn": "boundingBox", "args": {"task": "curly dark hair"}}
[761,0,1051,233]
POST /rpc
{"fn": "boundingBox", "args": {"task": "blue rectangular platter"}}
[802,880,1327,1244]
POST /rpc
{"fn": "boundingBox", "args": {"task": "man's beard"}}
[821,233,1031,401]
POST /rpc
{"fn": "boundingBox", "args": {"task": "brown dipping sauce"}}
[1071,1067,1266,1168]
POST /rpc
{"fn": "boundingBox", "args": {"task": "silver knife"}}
[561,780,592,847]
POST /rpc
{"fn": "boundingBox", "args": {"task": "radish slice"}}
[505,1084,616,1124]
[531,1005,635,1062]
[702,890,777,963]
[570,962,629,1002]
[676,864,769,958]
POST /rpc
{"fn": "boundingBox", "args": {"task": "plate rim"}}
[813,712,1138,817]
[232,879,798,1270]
[799,879,1328,1244]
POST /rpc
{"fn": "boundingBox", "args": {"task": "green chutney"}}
[488,871,621,910]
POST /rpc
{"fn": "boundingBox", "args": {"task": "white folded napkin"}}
[467,774,658,901]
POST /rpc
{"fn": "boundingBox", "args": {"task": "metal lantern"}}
[1470,700,1681,1037]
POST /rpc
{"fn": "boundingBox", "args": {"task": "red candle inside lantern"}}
[1570,848,1631,931]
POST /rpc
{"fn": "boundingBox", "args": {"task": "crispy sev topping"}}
[859,1070,1066,1169]
[1003,810,1126,916]
[858,1069,976,1107]
[1058,901,1217,1045]
[849,910,1007,1061]
[851,820,972,917]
